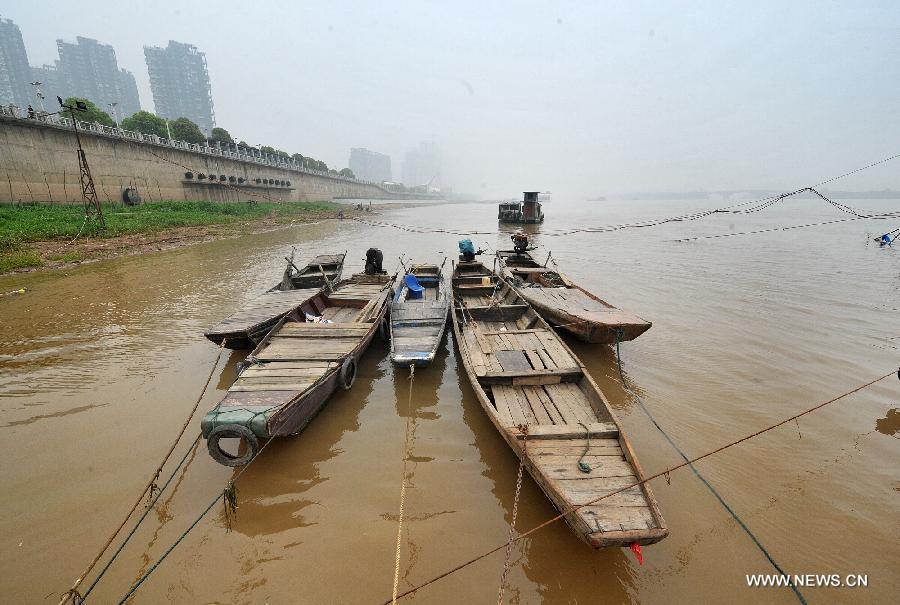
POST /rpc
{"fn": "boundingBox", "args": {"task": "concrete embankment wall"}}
[0,116,409,204]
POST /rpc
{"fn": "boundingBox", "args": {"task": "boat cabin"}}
[498,192,545,224]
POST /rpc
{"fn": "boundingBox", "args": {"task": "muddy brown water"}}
[1,197,898,604]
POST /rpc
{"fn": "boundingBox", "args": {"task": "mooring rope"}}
[79,436,201,602]
[391,365,416,604]
[612,329,807,603]
[59,340,227,605]
[379,368,897,603]
[115,421,280,604]
[496,426,527,605]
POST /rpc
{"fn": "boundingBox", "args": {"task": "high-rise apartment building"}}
[0,18,33,109]
[55,36,141,118]
[144,41,214,134]
[349,148,392,183]
[402,140,441,188]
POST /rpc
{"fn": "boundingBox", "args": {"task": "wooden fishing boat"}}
[202,273,394,466]
[496,249,651,344]
[204,252,346,349]
[451,259,667,548]
[390,263,450,367]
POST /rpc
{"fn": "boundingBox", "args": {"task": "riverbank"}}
[0,200,354,275]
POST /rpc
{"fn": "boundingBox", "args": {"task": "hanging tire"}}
[207,424,259,467]
[378,316,389,341]
[339,357,357,390]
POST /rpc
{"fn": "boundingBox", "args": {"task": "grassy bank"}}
[0,200,343,273]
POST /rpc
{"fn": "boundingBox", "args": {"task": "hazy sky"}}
[6,1,900,198]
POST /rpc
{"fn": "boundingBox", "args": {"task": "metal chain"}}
[497,426,527,605]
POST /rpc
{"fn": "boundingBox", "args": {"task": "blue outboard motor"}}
[459,239,476,261]
[880,233,893,247]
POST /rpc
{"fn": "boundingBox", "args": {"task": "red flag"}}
[630,542,643,565]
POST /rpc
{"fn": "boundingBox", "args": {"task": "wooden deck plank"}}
[521,386,554,424]
[510,423,619,440]
[579,505,658,532]
[537,458,636,480]
[493,385,528,425]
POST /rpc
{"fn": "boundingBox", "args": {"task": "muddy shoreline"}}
[1,211,362,278]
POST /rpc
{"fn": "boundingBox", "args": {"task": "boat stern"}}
[390,350,435,367]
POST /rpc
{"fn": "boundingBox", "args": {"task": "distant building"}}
[56,36,141,118]
[116,68,140,117]
[349,148,392,183]
[0,18,33,109]
[402,140,441,188]
[144,41,215,134]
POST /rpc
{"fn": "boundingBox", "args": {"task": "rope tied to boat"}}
[391,364,416,605]
[381,368,896,604]
[59,340,228,605]
[577,422,602,473]
[223,481,238,531]
[497,425,527,605]
[612,327,808,603]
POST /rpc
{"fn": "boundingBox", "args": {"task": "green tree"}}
[168,117,205,143]
[61,97,114,127]
[120,110,168,137]
[339,168,355,178]
[209,127,233,144]
[291,153,304,163]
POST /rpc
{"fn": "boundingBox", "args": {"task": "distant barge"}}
[499,191,545,224]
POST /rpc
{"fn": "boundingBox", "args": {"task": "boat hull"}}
[518,289,652,344]
[202,274,394,465]
[450,260,667,548]
[497,250,651,343]
[389,264,450,368]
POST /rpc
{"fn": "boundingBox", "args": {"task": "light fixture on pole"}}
[108,102,119,128]
[30,81,45,112]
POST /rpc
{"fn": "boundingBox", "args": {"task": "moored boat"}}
[451,257,667,547]
[202,273,394,466]
[204,252,346,349]
[390,262,450,367]
[497,244,650,344]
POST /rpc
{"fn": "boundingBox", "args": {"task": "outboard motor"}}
[511,231,529,254]
[364,248,385,274]
[458,239,476,262]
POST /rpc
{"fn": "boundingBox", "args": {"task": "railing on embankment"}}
[0,106,439,204]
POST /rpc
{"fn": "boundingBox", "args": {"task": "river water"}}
[0,196,897,604]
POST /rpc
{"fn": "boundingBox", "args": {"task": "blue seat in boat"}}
[404,273,425,300]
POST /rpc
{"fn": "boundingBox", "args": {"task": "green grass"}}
[0,200,341,252]
[0,200,342,272]
[47,250,86,263]
[0,249,43,272]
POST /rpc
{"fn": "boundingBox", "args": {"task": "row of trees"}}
[62,97,356,178]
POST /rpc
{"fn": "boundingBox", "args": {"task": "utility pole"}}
[58,96,105,228]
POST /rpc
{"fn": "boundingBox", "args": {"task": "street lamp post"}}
[30,81,45,113]
[108,102,119,128]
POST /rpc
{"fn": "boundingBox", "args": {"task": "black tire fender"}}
[207,424,259,467]
[339,356,357,390]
